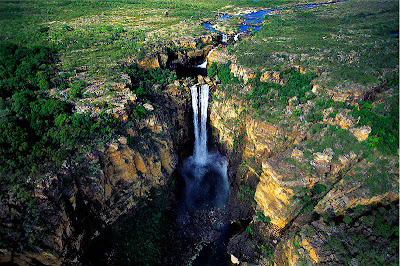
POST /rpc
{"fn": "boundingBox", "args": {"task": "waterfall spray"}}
[199,84,209,164]
[181,83,229,209]
[190,85,200,163]
[190,84,210,165]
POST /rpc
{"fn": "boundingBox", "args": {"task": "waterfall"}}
[196,47,217,69]
[197,59,208,69]
[222,33,228,43]
[181,83,229,209]
[190,85,200,163]
[190,84,209,165]
[234,33,243,42]
[199,84,209,163]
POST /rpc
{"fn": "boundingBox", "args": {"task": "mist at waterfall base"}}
[180,84,229,210]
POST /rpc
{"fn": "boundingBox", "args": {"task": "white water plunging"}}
[197,60,208,69]
[196,47,217,69]
[222,33,228,43]
[190,85,200,163]
[181,83,229,209]
[199,84,209,163]
[190,84,209,165]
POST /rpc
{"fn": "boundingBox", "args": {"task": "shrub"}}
[312,184,326,195]
[343,216,352,224]
[292,109,302,116]
[352,97,399,155]
[0,43,56,98]
[310,123,326,134]
[207,62,218,78]
[68,81,86,99]
[124,63,177,93]
[256,210,271,223]
[131,105,147,119]
[217,61,232,85]
[306,111,323,122]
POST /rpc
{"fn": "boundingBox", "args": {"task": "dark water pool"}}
[175,65,207,78]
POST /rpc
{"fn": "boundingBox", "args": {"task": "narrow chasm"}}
[79,43,234,265]
[172,83,231,265]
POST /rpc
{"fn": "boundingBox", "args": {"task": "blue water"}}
[243,18,263,24]
[201,22,217,32]
[244,9,269,19]
[201,0,352,34]
[298,3,316,9]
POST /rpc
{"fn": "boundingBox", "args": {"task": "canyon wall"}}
[0,79,190,264]
[208,53,399,264]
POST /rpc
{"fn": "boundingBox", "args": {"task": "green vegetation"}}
[349,158,398,196]
[217,61,235,86]
[207,62,218,79]
[352,97,399,155]
[1,0,398,263]
[323,203,399,265]
[1,0,303,78]
[239,184,256,205]
[232,0,399,87]
[312,184,326,195]
[258,244,275,266]
[123,63,177,121]
[244,67,316,122]
[304,125,365,160]
[124,63,177,99]
[131,105,148,119]
[256,210,271,223]
[0,44,117,183]
[68,80,86,100]
[0,43,56,98]
[212,61,317,123]
[0,43,118,253]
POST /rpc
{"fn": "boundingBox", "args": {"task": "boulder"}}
[137,57,160,69]
[230,63,255,83]
[334,111,355,129]
[260,70,282,84]
[198,75,205,85]
[350,126,371,141]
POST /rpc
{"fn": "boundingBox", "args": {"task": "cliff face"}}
[208,56,399,265]
[0,80,190,264]
[82,134,177,225]
[137,36,216,71]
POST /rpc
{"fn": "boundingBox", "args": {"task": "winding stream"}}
[202,0,350,34]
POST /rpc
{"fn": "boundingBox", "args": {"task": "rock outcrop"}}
[275,202,399,265]
[208,77,398,265]
[0,78,190,264]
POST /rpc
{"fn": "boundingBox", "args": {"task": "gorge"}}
[181,84,228,209]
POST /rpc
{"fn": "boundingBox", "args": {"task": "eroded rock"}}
[350,126,371,141]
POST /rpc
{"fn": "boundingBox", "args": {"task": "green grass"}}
[232,0,399,87]
[2,0,367,79]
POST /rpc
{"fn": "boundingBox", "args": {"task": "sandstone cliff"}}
[0,78,190,264]
[208,60,399,264]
